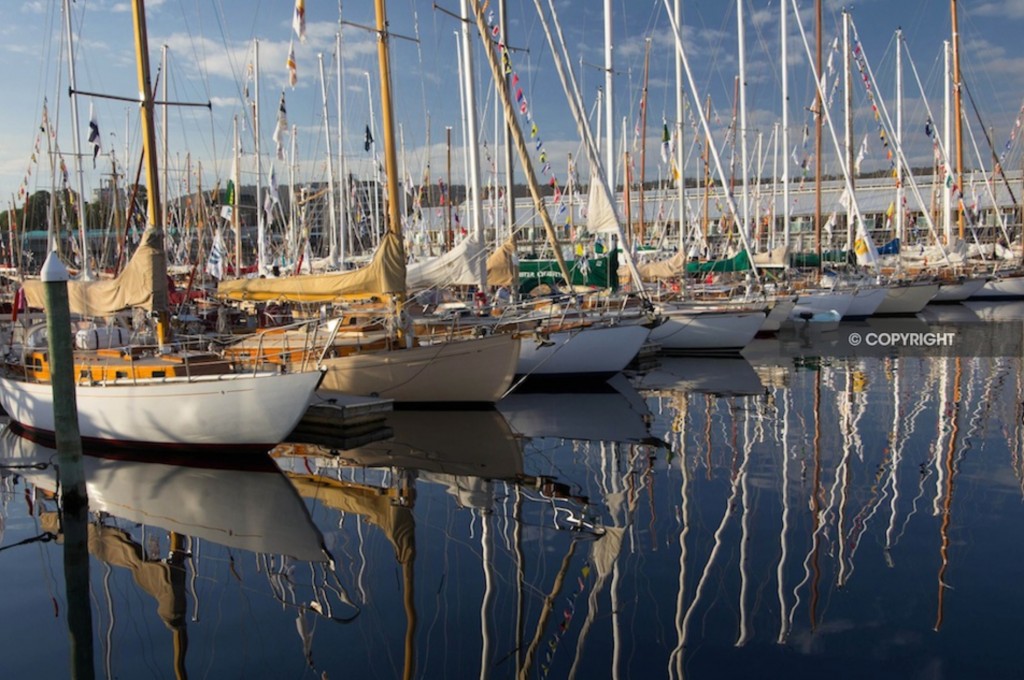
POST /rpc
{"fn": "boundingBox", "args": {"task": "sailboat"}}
[0,0,322,450]
[215,0,520,406]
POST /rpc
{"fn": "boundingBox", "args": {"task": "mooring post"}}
[41,250,95,678]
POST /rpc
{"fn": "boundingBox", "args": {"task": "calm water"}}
[3,303,1024,679]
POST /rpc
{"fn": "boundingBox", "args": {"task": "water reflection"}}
[0,430,345,678]
[3,313,1024,677]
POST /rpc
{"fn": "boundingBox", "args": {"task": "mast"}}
[843,10,854,252]
[895,29,905,268]
[499,0,518,273]
[232,116,241,276]
[604,0,615,193]
[943,41,953,244]
[161,44,169,238]
[638,38,651,246]
[781,0,790,250]
[318,53,340,270]
[254,40,265,275]
[951,0,965,239]
[703,95,711,248]
[460,0,488,291]
[364,71,381,248]
[336,30,350,266]
[469,0,572,284]
[674,0,685,253]
[737,0,751,251]
[62,0,92,279]
[814,0,823,267]
[130,0,169,343]
[662,1,760,280]
[374,0,405,262]
[446,126,453,250]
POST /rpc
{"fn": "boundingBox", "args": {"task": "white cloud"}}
[976,0,1024,19]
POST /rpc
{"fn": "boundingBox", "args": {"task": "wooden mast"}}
[638,38,651,246]
[130,0,169,346]
[373,0,407,327]
[468,0,572,285]
[951,0,965,239]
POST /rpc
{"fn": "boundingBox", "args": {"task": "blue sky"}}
[3,0,1024,209]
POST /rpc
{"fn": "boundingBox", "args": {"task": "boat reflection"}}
[631,355,765,396]
[499,373,659,444]
[0,425,349,678]
[0,425,330,562]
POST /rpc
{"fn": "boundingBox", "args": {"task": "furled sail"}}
[405,234,486,291]
[217,230,406,302]
[23,226,169,316]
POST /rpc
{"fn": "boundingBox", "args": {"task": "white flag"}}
[273,92,287,160]
[206,228,226,279]
[854,134,868,174]
[286,40,297,88]
[292,0,306,43]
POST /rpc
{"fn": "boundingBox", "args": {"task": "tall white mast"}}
[461,0,486,291]
[895,29,905,263]
[737,0,751,249]
[62,0,92,278]
[604,0,615,192]
[336,30,350,266]
[319,53,340,270]
[661,0,761,279]
[781,0,790,250]
[254,39,265,275]
[674,0,685,252]
[843,11,854,251]
[232,116,241,274]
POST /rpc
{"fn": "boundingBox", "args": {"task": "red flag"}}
[11,287,25,323]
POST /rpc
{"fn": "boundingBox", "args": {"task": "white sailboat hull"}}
[791,290,855,320]
[515,324,649,379]
[972,273,1024,300]
[0,370,323,450]
[760,297,796,333]
[649,307,766,352]
[843,287,888,318]
[874,282,939,315]
[318,332,519,404]
[931,276,987,302]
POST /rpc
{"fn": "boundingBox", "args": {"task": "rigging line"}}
[0,531,57,553]
[961,79,1019,207]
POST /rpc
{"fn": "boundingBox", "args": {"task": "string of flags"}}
[15,102,51,203]
[485,9,566,218]
[997,100,1024,166]
[851,39,896,174]
[540,559,590,677]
